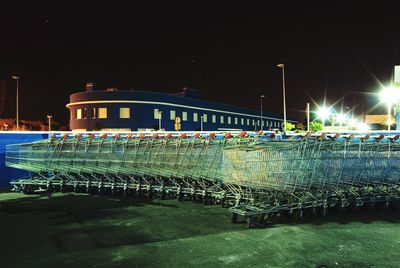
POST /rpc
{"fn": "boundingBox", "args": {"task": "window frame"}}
[76,108,82,119]
[202,114,207,123]
[98,107,108,119]
[170,110,176,120]
[119,107,131,119]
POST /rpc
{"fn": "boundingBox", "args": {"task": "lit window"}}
[274,122,276,127]
[278,122,280,128]
[76,109,82,119]
[202,114,207,123]
[252,119,255,126]
[170,110,176,120]
[247,119,250,125]
[154,109,162,119]
[258,120,260,126]
[241,118,244,125]
[220,116,224,124]
[193,113,198,122]
[212,115,216,123]
[98,108,108,119]
[82,108,87,119]
[182,111,187,121]
[120,107,130,119]
[228,117,231,124]
[91,108,96,119]
[235,117,238,125]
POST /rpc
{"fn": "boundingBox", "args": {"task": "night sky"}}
[1,2,400,125]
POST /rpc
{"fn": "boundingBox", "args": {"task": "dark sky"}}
[1,2,400,125]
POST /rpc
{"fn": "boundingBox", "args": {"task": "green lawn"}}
[0,192,399,268]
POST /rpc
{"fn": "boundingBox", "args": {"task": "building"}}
[365,114,394,130]
[66,84,295,132]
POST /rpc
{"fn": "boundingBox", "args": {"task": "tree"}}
[283,122,295,131]
[310,121,323,132]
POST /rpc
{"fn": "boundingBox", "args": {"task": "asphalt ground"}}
[0,192,399,268]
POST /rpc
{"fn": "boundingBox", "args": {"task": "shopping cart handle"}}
[362,135,370,142]
[346,134,355,141]
[390,135,400,142]
[375,134,385,142]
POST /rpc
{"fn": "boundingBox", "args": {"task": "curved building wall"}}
[66,90,294,131]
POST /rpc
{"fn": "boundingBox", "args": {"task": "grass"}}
[0,192,400,268]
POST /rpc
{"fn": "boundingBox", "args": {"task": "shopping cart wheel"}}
[246,217,254,228]
[123,188,129,197]
[322,206,328,216]
[22,185,34,194]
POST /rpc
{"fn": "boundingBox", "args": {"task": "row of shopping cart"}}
[6,131,400,226]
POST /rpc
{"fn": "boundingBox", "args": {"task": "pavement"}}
[0,191,399,268]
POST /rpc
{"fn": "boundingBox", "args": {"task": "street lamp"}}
[336,113,346,127]
[379,86,400,131]
[260,94,265,131]
[348,117,357,130]
[47,115,52,131]
[317,106,330,127]
[277,64,287,132]
[12,75,19,131]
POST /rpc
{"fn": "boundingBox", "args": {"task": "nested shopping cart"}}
[6,131,400,226]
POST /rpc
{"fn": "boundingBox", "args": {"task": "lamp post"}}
[306,102,310,132]
[12,75,19,131]
[260,95,265,131]
[158,110,163,130]
[47,115,52,131]
[277,64,287,132]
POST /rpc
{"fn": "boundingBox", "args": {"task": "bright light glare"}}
[336,113,346,124]
[379,86,400,105]
[356,122,370,132]
[348,118,357,128]
[317,107,330,120]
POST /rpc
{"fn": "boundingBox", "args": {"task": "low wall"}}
[0,132,48,188]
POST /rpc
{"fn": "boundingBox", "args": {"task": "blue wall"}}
[0,132,48,188]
